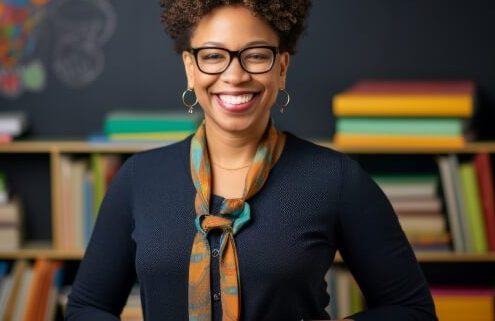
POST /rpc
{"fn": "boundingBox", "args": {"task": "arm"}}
[66,158,137,320]
[337,157,437,321]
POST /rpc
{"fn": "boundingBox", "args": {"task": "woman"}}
[66,1,437,320]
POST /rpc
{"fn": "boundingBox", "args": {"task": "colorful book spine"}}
[474,153,495,251]
[333,94,473,117]
[333,80,475,117]
[437,156,465,252]
[336,117,463,136]
[333,134,464,148]
[432,287,495,321]
[459,162,488,253]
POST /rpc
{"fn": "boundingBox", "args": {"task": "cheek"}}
[193,72,217,99]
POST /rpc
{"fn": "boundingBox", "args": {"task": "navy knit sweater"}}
[66,133,437,321]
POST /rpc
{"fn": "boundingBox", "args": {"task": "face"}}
[182,5,290,136]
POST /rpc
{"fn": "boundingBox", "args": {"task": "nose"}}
[220,56,251,84]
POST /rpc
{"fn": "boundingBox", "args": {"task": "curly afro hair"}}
[159,0,312,54]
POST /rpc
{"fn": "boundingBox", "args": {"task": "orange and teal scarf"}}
[188,122,286,321]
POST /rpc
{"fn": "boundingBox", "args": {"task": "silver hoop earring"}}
[182,88,198,114]
[279,88,290,113]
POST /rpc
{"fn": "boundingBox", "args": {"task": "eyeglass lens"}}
[195,47,275,74]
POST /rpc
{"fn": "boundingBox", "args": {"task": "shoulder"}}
[283,132,356,172]
[127,135,191,168]
[115,136,192,186]
[283,132,374,190]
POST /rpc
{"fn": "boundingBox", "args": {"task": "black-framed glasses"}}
[190,46,279,75]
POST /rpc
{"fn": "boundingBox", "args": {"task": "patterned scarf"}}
[188,121,286,321]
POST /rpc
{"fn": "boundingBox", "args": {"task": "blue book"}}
[83,172,95,247]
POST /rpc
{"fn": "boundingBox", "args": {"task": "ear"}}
[182,51,195,89]
[277,52,290,89]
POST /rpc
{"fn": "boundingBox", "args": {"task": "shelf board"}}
[0,242,84,260]
[315,141,495,154]
[0,140,166,153]
[333,252,495,263]
[2,139,495,154]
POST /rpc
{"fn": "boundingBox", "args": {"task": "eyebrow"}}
[199,40,275,47]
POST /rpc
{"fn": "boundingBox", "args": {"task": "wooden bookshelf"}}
[2,139,495,153]
[1,139,495,262]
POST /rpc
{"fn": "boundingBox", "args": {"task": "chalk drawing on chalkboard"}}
[0,0,51,98]
[51,0,116,88]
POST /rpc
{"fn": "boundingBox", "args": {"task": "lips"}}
[214,92,259,113]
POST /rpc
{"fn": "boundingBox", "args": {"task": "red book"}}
[474,153,495,251]
[347,80,475,95]
[0,134,12,143]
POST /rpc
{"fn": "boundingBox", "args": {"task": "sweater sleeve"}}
[337,157,437,321]
[66,157,137,320]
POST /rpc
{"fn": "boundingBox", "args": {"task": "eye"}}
[198,50,227,63]
[242,48,273,64]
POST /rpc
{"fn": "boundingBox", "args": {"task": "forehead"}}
[190,5,279,48]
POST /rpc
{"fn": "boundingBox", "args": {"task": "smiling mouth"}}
[218,93,257,105]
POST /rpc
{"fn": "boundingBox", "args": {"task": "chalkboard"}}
[1,0,495,139]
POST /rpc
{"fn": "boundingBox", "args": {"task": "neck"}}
[204,119,269,168]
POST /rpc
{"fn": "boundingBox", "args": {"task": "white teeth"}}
[218,94,255,105]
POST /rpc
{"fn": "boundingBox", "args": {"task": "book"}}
[336,117,464,136]
[21,259,50,321]
[432,287,494,321]
[390,197,442,213]
[459,162,488,253]
[0,134,12,143]
[3,260,30,321]
[437,156,465,252]
[104,111,201,134]
[372,174,438,200]
[333,133,464,148]
[108,131,192,141]
[473,153,495,251]
[397,213,446,233]
[71,159,87,249]
[345,80,475,94]
[333,80,474,117]
[449,156,473,252]
[0,112,28,137]
[0,172,7,204]
[0,197,23,250]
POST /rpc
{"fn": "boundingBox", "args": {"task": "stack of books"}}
[0,112,28,143]
[332,80,475,148]
[432,287,495,321]
[101,111,201,142]
[372,173,450,252]
[58,154,122,250]
[0,260,63,321]
[0,172,22,251]
[437,153,495,253]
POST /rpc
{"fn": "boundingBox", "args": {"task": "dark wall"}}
[1,0,495,140]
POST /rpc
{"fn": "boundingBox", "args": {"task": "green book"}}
[105,111,201,134]
[0,172,7,203]
[91,154,105,218]
[459,162,488,253]
[336,117,463,135]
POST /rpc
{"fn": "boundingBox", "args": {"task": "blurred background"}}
[1,0,495,140]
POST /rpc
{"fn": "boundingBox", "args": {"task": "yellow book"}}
[333,94,473,117]
[333,133,465,148]
[434,294,494,321]
[109,131,192,141]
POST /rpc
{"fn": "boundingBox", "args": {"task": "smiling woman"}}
[65,1,438,321]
